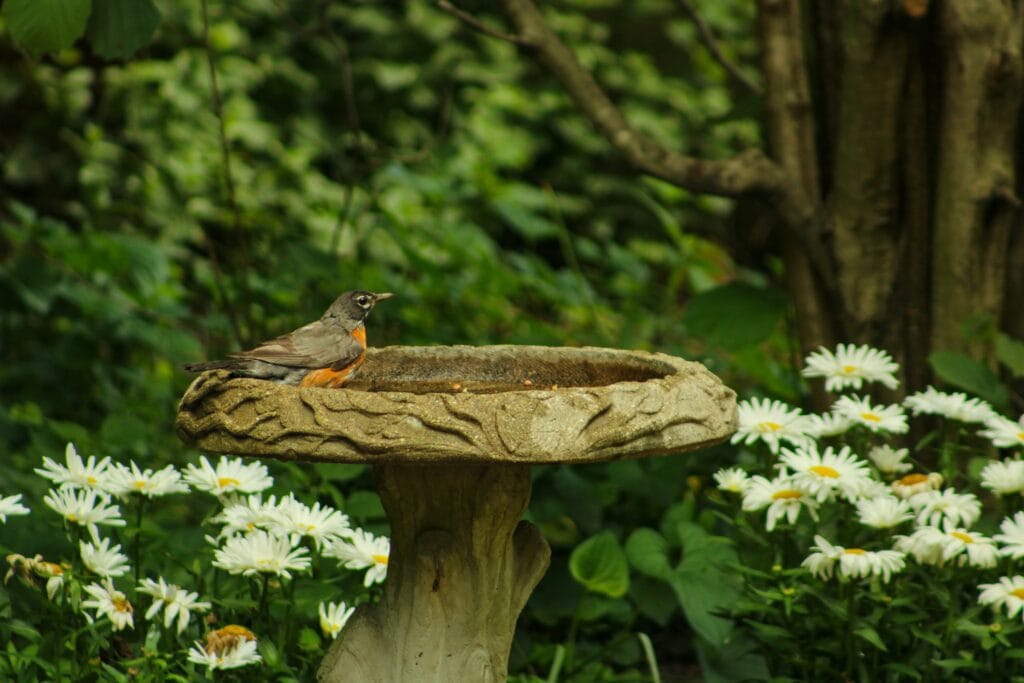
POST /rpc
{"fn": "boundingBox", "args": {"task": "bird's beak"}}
[373,292,394,301]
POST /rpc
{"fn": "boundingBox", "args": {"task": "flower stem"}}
[844,585,857,677]
[134,497,144,586]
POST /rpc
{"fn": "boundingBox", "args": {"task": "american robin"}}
[185,290,393,387]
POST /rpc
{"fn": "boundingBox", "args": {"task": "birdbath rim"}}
[175,344,737,465]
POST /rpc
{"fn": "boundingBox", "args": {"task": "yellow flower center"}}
[950,531,973,544]
[771,489,802,500]
[860,412,882,423]
[843,548,866,555]
[87,476,98,485]
[809,465,840,479]
[133,480,147,489]
[898,473,928,486]
[217,477,241,489]
[372,553,389,566]
[1017,431,1024,442]
[757,421,782,433]
[1011,588,1024,600]
[841,365,858,374]
[113,597,132,614]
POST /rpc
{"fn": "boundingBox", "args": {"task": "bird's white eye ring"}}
[356,296,371,307]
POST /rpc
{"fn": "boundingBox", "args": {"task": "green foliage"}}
[2,0,92,57]
[569,531,630,598]
[683,283,789,351]
[928,351,1010,410]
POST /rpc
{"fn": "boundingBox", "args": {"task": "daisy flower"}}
[0,494,30,522]
[909,489,982,528]
[730,398,813,454]
[804,412,853,439]
[891,472,943,499]
[856,496,913,529]
[802,343,899,392]
[269,495,351,551]
[137,577,211,634]
[979,459,1024,496]
[980,415,1024,450]
[833,395,909,434]
[212,530,311,579]
[35,442,112,490]
[43,487,126,541]
[903,387,996,424]
[896,523,999,568]
[324,529,391,586]
[856,478,895,500]
[713,467,750,494]
[802,535,905,583]
[978,576,1024,620]
[866,445,913,476]
[994,512,1024,559]
[779,443,873,502]
[103,462,189,499]
[184,456,273,497]
[79,537,130,578]
[82,578,134,631]
[217,494,287,537]
[740,474,819,532]
[319,600,356,639]
[188,627,261,670]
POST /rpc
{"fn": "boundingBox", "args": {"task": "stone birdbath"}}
[175,345,736,683]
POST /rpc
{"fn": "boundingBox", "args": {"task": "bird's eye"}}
[356,296,371,307]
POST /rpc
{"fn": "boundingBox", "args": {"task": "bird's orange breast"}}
[299,325,368,388]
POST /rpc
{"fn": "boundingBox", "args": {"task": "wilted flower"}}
[891,472,943,499]
[188,626,261,670]
[82,579,134,631]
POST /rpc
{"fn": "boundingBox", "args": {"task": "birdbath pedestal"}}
[175,345,736,683]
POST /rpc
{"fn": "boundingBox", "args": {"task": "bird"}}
[184,290,393,387]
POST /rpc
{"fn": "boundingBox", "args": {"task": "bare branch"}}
[437,1,530,46]
[676,0,762,94]
[497,0,803,210]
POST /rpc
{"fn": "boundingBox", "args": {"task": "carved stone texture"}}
[174,345,736,683]
[175,345,737,465]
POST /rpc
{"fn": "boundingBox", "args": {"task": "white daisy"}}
[909,489,982,528]
[856,478,896,500]
[212,530,311,579]
[740,474,819,532]
[896,523,999,568]
[866,445,913,476]
[35,442,112,490]
[137,577,211,634]
[994,512,1024,559]
[319,600,356,639]
[979,459,1024,496]
[712,467,750,494]
[801,344,900,392]
[324,529,390,586]
[978,576,1024,620]
[779,443,873,502]
[188,629,261,670]
[0,494,30,522]
[79,537,130,578]
[269,495,351,551]
[891,472,943,499]
[103,462,189,499]
[217,494,287,538]
[903,387,997,424]
[856,496,914,529]
[980,415,1024,450]
[43,487,126,541]
[802,535,905,583]
[184,456,273,497]
[833,395,909,434]
[804,412,854,439]
[82,578,134,630]
[730,398,813,454]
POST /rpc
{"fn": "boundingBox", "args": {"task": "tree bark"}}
[319,464,550,683]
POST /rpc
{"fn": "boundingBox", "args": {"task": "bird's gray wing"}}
[228,321,363,369]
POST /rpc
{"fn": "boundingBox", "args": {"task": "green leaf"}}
[569,530,630,598]
[670,522,741,646]
[854,626,888,652]
[683,283,788,350]
[2,0,92,56]
[996,333,1024,378]
[625,528,672,579]
[85,0,160,59]
[927,350,1009,409]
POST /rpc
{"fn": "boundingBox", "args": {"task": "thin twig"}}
[437,1,530,45]
[677,0,762,94]
[199,0,249,347]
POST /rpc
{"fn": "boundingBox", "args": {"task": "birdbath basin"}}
[175,345,736,683]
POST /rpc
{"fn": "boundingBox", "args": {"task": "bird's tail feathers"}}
[183,359,235,372]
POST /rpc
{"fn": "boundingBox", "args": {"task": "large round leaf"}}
[3,0,91,56]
